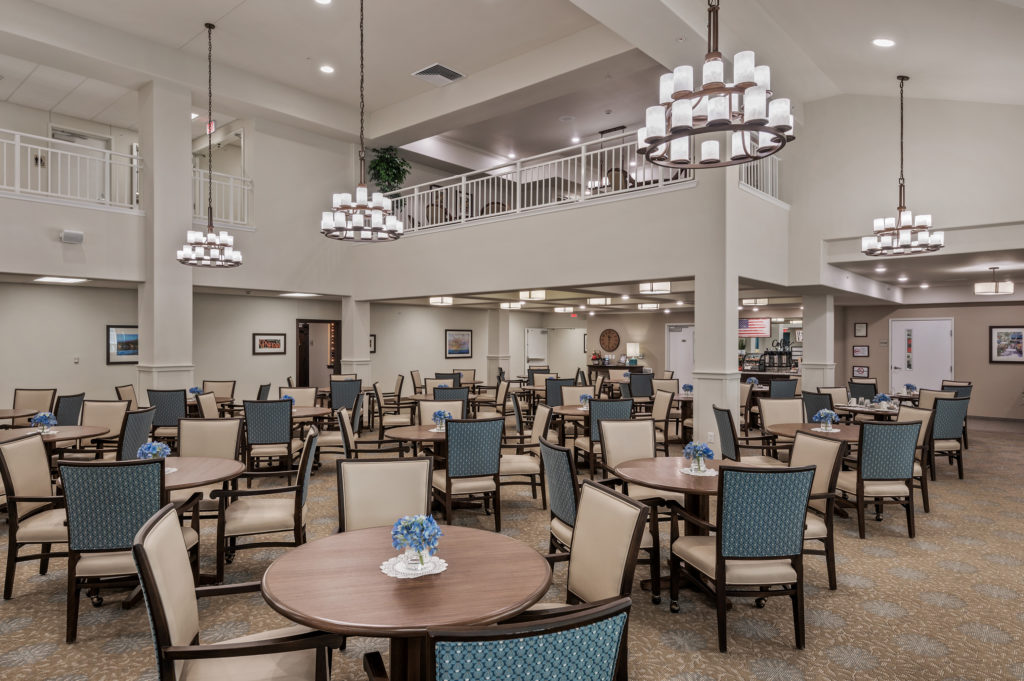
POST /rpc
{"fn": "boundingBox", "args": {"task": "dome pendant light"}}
[177,23,242,267]
[320,0,402,242]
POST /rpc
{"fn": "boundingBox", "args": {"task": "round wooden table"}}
[766,422,861,443]
[835,404,898,420]
[262,525,551,681]
[291,406,331,419]
[0,408,38,421]
[164,456,245,491]
[615,457,722,536]
[0,425,110,446]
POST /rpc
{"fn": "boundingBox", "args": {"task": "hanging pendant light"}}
[637,0,794,170]
[974,267,1014,296]
[861,76,943,257]
[321,0,402,242]
[177,23,242,268]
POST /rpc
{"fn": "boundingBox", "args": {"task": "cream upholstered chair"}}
[818,386,849,408]
[788,432,843,590]
[280,386,317,407]
[561,385,591,408]
[168,418,242,513]
[652,378,679,396]
[55,399,130,458]
[498,403,552,508]
[594,375,606,398]
[532,372,556,387]
[896,406,934,511]
[712,405,784,467]
[410,369,424,394]
[433,418,504,530]
[330,407,406,460]
[758,397,804,459]
[669,465,815,652]
[196,391,220,419]
[650,390,685,456]
[538,438,580,553]
[133,505,341,681]
[114,384,138,410]
[336,457,433,532]
[0,434,68,599]
[660,370,675,379]
[423,377,451,395]
[373,382,412,440]
[474,380,511,421]
[10,388,56,427]
[917,388,955,411]
[202,380,236,401]
[452,368,476,383]
[417,399,466,423]
[211,428,319,581]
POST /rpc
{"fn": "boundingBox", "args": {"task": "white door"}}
[666,325,694,384]
[547,328,587,378]
[525,328,548,368]
[889,318,953,391]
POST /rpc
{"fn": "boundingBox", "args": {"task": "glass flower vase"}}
[403,547,430,571]
[691,456,706,473]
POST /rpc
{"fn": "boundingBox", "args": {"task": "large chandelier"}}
[177,23,242,268]
[861,76,943,256]
[637,0,794,170]
[320,0,402,242]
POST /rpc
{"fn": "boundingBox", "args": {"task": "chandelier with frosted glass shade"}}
[636,0,794,170]
[178,23,242,268]
[861,76,943,257]
[320,0,402,242]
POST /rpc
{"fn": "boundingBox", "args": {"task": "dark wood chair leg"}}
[793,573,806,649]
[956,448,964,479]
[539,474,548,510]
[4,540,18,599]
[669,554,680,613]
[493,491,502,532]
[39,543,51,575]
[856,496,866,539]
[66,573,80,644]
[905,491,916,538]
[824,536,837,591]
[716,581,729,653]
[648,509,661,604]
[919,469,930,513]
[928,448,937,481]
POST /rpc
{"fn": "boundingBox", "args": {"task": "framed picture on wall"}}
[854,322,868,337]
[445,329,473,359]
[852,345,869,357]
[795,329,804,342]
[989,325,1024,364]
[369,334,377,354]
[106,325,139,365]
[583,333,588,353]
[252,332,286,355]
[852,365,870,378]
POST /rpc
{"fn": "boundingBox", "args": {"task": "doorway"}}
[295,319,341,388]
[666,324,695,384]
[889,318,953,390]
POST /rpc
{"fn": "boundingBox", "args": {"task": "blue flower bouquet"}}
[579,393,592,408]
[812,408,840,431]
[188,386,202,395]
[683,440,714,472]
[431,410,452,430]
[682,383,694,393]
[872,393,891,404]
[392,514,443,567]
[904,383,917,393]
[30,411,57,433]
[137,442,171,459]
[746,377,759,385]
[281,394,295,403]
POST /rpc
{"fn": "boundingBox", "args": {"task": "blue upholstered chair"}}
[539,438,579,553]
[256,383,272,401]
[836,421,921,538]
[134,505,342,681]
[712,405,782,467]
[362,598,632,681]
[929,396,970,480]
[147,389,187,444]
[769,378,798,398]
[670,465,816,652]
[628,372,655,407]
[433,386,469,404]
[940,380,972,448]
[434,372,461,388]
[115,406,156,460]
[544,377,575,408]
[574,399,632,478]
[54,392,85,426]
[243,399,300,471]
[433,418,504,530]
[847,380,877,401]
[801,390,834,423]
[211,427,319,581]
[58,458,199,643]
[329,379,362,413]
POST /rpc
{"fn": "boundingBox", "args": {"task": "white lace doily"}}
[811,426,837,433]
[381,555,448,579]
[680,467,718,477]
[165,467,178,474]
[429,427,445,433]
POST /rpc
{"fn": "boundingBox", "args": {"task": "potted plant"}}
[368,146,412,193]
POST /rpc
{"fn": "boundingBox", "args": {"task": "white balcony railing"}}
[0,128,141,211]
[738,154,783,202]
[192,169,254,229]
[385,130,695,234]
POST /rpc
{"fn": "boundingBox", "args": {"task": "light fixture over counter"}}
[519,290,545,301]
[975,267,1014,295]
[638,282,671,294]
[500,302,524,310]
[429,297,453,306]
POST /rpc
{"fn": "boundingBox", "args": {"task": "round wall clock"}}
[599,328,620,352]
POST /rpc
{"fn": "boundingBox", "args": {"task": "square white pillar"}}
[801,294,835,392]
[342,297,372,381]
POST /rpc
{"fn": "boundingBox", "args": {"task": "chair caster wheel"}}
[652,595,662,605]
[755,598,767,608]
[91,596,104,607]
[669,601,680,613]
[225,551,235,564]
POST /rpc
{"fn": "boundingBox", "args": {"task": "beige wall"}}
[581,310,696,377]
[834,302,1024,419]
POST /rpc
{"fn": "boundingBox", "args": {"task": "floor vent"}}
[411,63,464,87]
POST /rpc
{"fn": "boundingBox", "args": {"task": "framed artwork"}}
[369,334,377,354]
[795,329,804,342]
[852,345,870,357]
[445,329,473,359]
[852,365,870,378]
[854,322,868,338]
[583,333,588,353]
[106,325,138,365]
[989,326,1024,364]
[252,332,286,355]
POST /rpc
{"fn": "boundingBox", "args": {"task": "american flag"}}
[739,318,771,337]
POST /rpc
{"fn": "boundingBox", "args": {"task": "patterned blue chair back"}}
[848,381,876,400]
[932,397,969,441]
[942,383,973,398]
[527,367,548,386]
[619,382,632,399]
[545,378,575,407]
[860,422,919,480]
[713,406,739,461]
[60,459,163,552]
[769,379,798,398]
[445,418,502,479]
[629,373,654,398]
[330,379,362,412]
[435,372,461,388]
[589,399,633,442]
[434,386,469,402]
[118,407,156,460]
[298,428,319,507]
[55,392,85,426]
[432,607,628,681]
[256,383,271,401]
[243,399,292,445]
[539,439,578,528]
[719,466,814,559]
[146,389,186,428]
[801,391,833,422]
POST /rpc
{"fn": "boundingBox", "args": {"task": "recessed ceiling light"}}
[280,292,320,297]
[874,265,886,273]
[752,307,759,312]
[620,294,630,300]
[35,276,87,284]
[737,306,743,310]
[571,136,580,144]
[319,64,335,74]
[872,38,895,47]
[579,304,586,310]
[429,296,453,306]
[190,113,199,120]
[663,309,670,314]
[920,282,929,289]
[589,311,595,316]
[315,0,332,5]
[676,301,684,306]
[629,160,637,167]
[499,302,523,310]
[507,153,516,159]
[898,274,909,282]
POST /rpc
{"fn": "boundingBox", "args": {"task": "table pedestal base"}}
[390,636,427,681]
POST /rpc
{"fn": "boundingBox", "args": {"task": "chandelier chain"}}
[358,0,365,184]
[207,22,214,229]
[707,0,720,55]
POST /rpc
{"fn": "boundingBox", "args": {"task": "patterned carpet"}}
[1,428,1022,681]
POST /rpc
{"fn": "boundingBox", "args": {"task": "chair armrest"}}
[171,491,203,514]
[164,630,344,660]
[499,442,538,451]
[363,651,390,681]
[669,504,718,533]
[211,485,299,500]
[241,470,299,481]
[593,477,624,489]
[194,581,261,598]
[540,552,571,565]
[736,434,772,442]
[8,494,64,505]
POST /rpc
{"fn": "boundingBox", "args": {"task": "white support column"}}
[486,309,511,383]
[801,294,836,392]
[341,297,371,381]
[137,80,195,394]
[692,266,740,453]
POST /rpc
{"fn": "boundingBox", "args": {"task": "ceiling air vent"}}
[411,63,464,87]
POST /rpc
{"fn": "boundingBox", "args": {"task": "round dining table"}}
[616,457,722,536]
[262,525,552,681]
[0,425,110,447]
[766,422,861,443]
[385,424,446,457]
[163,456,245,491]
[0,408,38,421]
[290,406,331,419]
[834,404,899,420]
